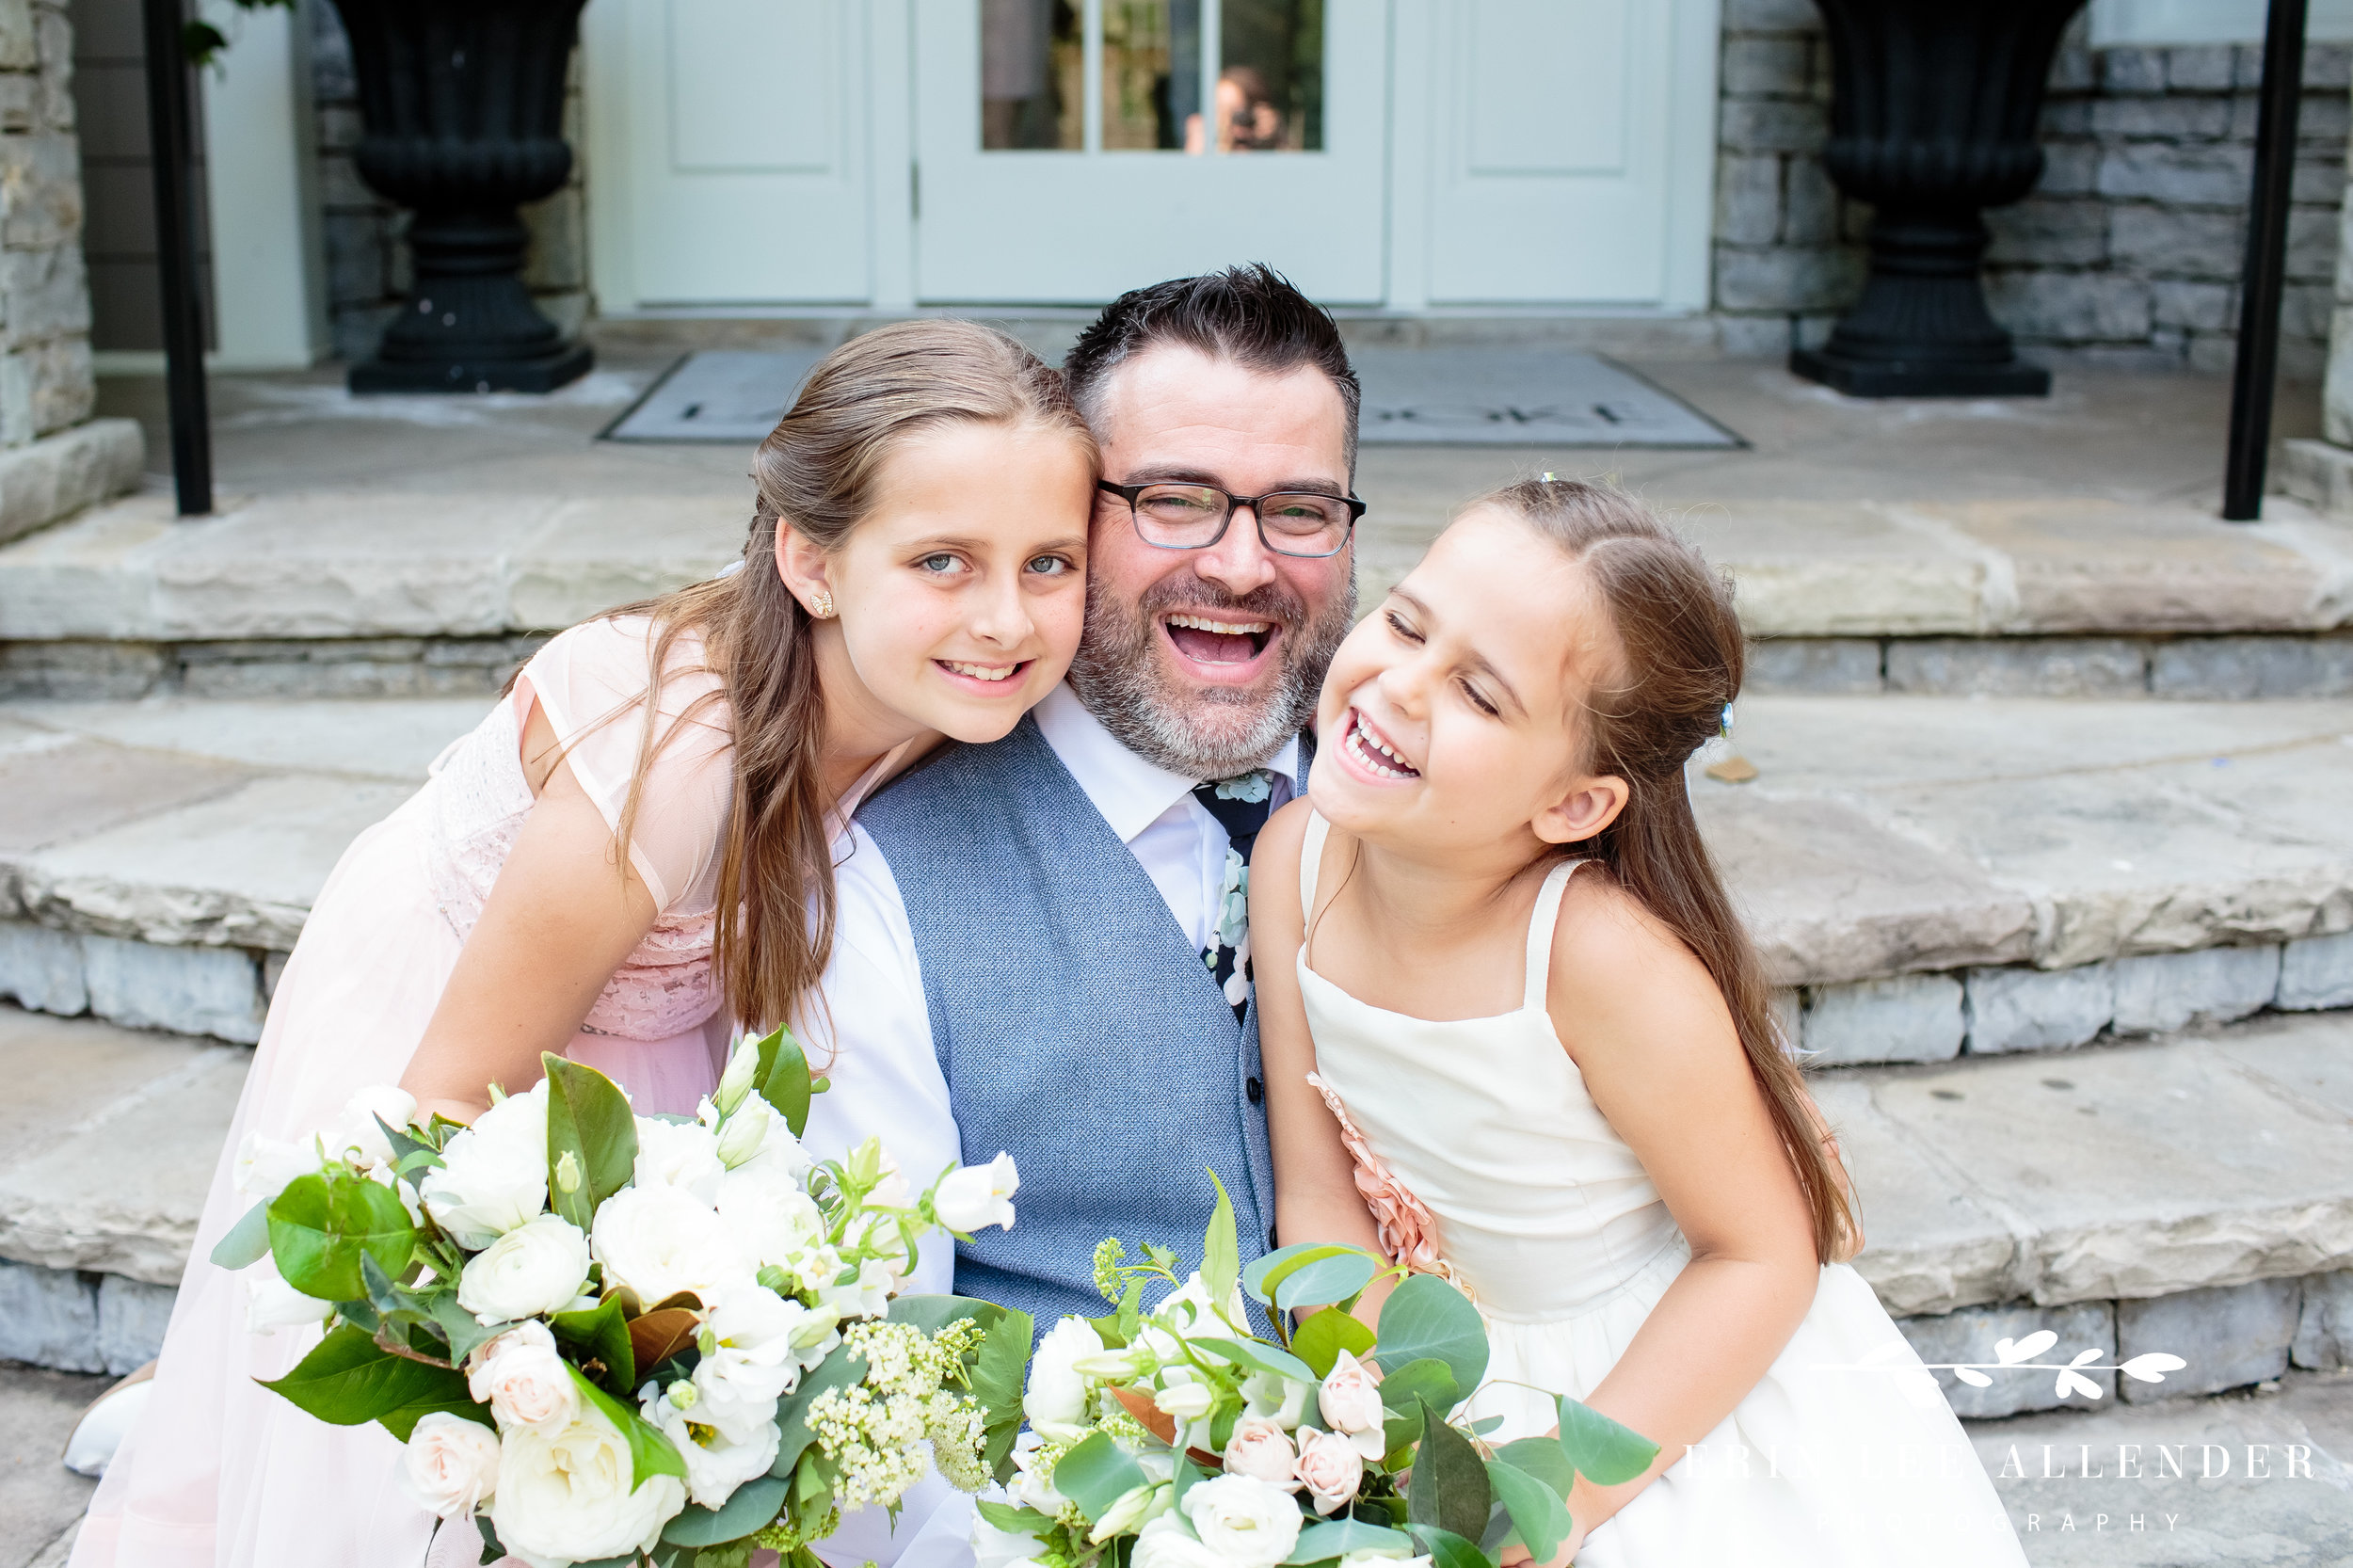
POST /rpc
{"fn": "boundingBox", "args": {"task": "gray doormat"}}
[604,346,1738,447]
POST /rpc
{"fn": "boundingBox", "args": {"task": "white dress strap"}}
[1300,808,1333,914]
[1522,859,1583,1013]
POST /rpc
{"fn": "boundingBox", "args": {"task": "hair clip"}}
[1721,704,1735,737]
[1539,472,1557,483]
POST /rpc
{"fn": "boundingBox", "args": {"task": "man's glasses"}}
[1096,480,1364,560]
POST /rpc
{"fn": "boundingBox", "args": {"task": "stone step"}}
[6,494,2352,701]
[1,691,2347,1062]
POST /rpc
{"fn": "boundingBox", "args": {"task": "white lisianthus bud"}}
[1318,1351,1389,1460]
[1178,1474,1304,1568]
[1090,1480,1172,1543]
[1070,1346,1144,1380]
[552,1151,582,1195]
[712,1094,776,1169]
[456,1213,591,1324]
[234,1130,321,1204]
[325,1085,420,1170]
[714,1037,760,1115]
[490,1401,686,1568]
[245,1254,332,1335]
[1295,1426,1367,1515]
[1132,1515,1227,1568]
[1223,1416,1302,1493]
[398,1411,501,1519]
[1152,1379,1214,1421]
[933,1151,1020,1234]
[1023,1317,1103,1441]
[466,1321,580,1434]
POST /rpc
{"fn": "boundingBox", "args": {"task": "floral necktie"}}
[1193,769,1275,1020]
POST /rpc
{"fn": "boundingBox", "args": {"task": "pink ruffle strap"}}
[1305,1072,1466,1293]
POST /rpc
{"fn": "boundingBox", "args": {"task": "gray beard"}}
[1066,566,1355,780]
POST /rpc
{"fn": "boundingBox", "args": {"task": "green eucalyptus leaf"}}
[1289,1304,1377,1378]
[1050,1432,1146,1523]
[1172,1456,1209,1510]
[429,1294,504,1368]
[257,1322,457,1426]
[1284,1520,1417,1565]
[887,1294,1000,1337]
[1274,1254,1378,1315]
[266,1171,416,1302]
[1242,1243,1366,1306]
[1377,1359,1462,1419]
[663,1473,792,1546]
[1374,1276,1488,1396]
[1485,1462,1568,1563]
[974,1500,1058,1536]
[210,1199,274,1271]
[1555,1396,1657,1487]
[1492,1438,1574,1499]
[477,1515,505,1566]
[568,1366,686,1490]
[541,1054,638,1232]
[1189,1336,1316,1385]
[1405,1400,1490,1544]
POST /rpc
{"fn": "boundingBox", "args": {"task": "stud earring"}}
[808,590,835,619]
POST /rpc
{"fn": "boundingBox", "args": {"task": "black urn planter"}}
[1791,0,2089,398]
[329,0,593,393]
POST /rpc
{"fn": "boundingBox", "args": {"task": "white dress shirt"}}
[798,682,1299,1568]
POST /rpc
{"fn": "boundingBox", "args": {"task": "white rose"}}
[1180,1474,1305,1568]
[632,1117,727,1205]
[244,1254,332,1334]
[1295,1426,1366,1516]
[643,1382,779,1509]
[398,1411,501,1519]
[234,1130,320,1204]
[690,1287,823,1442]
[466,1321,580,1433]
[1241,1367,1309,1430]
[933,1152,1020,1234]
[490,1402,686,1568]
[456,1214,590,1324]
[324,1085,421,1169]
[1319,1351,1388,1460]
[421,1083,551,1249]
[1024,1317,1103,1441]
[713,1161,826,1272]
[591,1184,753,1308]
[1224,1416,1302,1492]
[1132,1513,1238,1568]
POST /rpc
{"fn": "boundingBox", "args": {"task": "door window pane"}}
[1211,0,1322,152]
[1103,1,1196,150]
[981,0,1080,149]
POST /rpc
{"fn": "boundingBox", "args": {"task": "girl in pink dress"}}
[70,321,1099,1568]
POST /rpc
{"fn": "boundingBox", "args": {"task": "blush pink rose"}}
[1222,1416,1301,1492]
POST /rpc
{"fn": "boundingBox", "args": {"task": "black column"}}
[141,0,212,514]
[2221,0,2311,520]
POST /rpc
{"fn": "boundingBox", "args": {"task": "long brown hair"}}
[604,321,1093,1034]
[1482,477,1858,1264]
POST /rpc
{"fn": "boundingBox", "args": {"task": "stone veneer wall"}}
[310,2,587,365]
[1714,0,2353,376]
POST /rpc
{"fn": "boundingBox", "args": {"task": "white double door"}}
[583,0,1718,312]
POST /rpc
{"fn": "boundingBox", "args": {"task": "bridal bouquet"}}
[216,1028,1033,1568]
[978,1182,1656,1568]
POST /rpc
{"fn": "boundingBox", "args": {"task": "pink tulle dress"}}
[73,617,778,1568]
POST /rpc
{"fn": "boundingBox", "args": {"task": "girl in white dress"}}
[1251,479,2026,1567]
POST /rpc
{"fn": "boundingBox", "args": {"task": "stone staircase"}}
[0,488,2348,1418]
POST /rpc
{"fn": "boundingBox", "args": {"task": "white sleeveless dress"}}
[1292,815,2026,1567]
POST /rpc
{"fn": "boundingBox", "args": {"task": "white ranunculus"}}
[933,1152,1020,1234]
[814,1256,897,1320]
[1224,1416,1302,1492]
[466,1320,580,1433]
[1241,1367,1310,1430]
[456,1213,591,1324]
[1180,1474,1305,1568]
[398,1411,501,1519]
[1319,1351,1388,1460]
[245,1255,332,1335]
[590,1183,753,1308]
[690,1287,816,1443]
[421,1082,551,1249]
[1294,1426,1366,1516]
[715,1162,826,1271]
[644,1383,779,1509]
[1131,1513,1233,1568]
[234,1130,320,1204]
[632,1117,727,1206]
[1023,1317,1103,1441]
[324,1085,420,1169]
[490,1401,686,1568]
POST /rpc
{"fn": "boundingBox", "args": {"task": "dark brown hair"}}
[1481,477,1858,1264]
[607,320,1093,1034]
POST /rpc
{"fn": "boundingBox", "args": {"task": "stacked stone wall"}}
[1715,2,2352,376]
[309,3,587,364]
[3,0,94,443]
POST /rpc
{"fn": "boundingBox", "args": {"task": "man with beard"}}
[808,265,1361,1337]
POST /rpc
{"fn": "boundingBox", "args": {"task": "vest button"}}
[1245,1076,1264,1103]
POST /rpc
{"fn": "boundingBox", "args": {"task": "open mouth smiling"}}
[936,658,1029,686]
[1163,612,1275,665]
[1343,707,1420,779]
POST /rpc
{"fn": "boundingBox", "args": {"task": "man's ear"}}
[773,520,833,615]
[1533,773,1630,846]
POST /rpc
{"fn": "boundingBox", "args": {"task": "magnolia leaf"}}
[1190,1336,1317,1386]
[663,1473,792,1546]
[1486,1461,1568,1563]
[266,1171,417,1302]
[1284,1520,1417,1565]
[1202,1170,1241,1316]
[2120,1352,2185,1384]
[1243,1243,1367,1306]
[771,1346,868,1477]
[257,1322,458,1427]
[376,1382,494,1443]
[1375,1275,1488,1396]
[750,1026,813,1137]
[1276,1254,1378,1316]
[569,1366,687,1490]
[541,1055,638,1231]
[1406,1400,1489,1543]
[1111,1384,1180,1447]
[210,1199,275,1271]
[1493,1437,1574,1499]
[630,1307,704,1374]
[1407,1524,1490,1568]
[1555,1396,1657,1487]
[1290,1303,1377,1378]
[552,1295,636,1396]
[478,1516,505,1567]
[1052,1432,1148,1524]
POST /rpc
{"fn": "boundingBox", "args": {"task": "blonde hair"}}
[1481,477,1858,1264]
[609,320,1095,1033]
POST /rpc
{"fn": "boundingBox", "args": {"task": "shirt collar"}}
[1034,681,1302,845]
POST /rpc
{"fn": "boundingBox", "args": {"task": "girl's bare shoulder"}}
[1546,860,1734,1054]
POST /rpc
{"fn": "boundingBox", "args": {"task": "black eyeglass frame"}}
[1096,479,1366,560]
